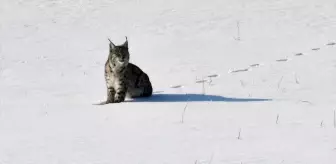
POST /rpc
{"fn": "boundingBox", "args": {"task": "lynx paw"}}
[113,99,123,103]
[114,95,125,103]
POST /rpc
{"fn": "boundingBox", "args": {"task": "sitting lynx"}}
[99,37,153,104]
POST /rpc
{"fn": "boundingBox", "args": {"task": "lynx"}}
[98,37,153,104]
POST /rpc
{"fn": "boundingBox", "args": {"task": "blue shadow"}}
[128,93,272,103]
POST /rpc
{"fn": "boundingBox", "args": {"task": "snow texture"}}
[1,0,336,163]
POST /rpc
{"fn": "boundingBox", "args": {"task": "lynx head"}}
[108,37,130,70]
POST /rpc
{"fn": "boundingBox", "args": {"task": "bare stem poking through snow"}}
[278,76,284,89]
[209,153,214,164]
[237,128,242,140]
[181,95,189,123]
[235,21,241,41]
[170,85,190,123]
[276,114,279,124]
[196,78,207,95]
[294,72,300,84]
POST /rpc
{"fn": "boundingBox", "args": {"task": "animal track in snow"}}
[206,74,219,85]
[229,68,249,73]
[276,58,288,62]
[160,42,334,92]
[250,64,260,67]
[207,74,219,78]
[295,53,304,56]
[195,79,207,83]
[170,85,183,88]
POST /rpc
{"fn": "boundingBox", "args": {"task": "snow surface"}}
[1,0,336,163]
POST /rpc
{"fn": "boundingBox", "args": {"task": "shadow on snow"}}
[127,93,272,103]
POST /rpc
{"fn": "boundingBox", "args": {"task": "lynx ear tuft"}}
[122,36,128,48]
[108,38,115,50]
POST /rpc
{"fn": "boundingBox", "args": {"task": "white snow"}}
[1,0,336,163]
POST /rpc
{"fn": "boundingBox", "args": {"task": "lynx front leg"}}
[114,81,127,103]
[106,88,116,104]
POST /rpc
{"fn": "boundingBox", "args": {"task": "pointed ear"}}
[108,38,115,51]
[122,36,128,48]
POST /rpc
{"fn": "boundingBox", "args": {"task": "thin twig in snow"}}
[208,77,213,86]
[181,98,189,123]
[294,73,300,84]
[278,76,284,89]
[276,114,279,124]
[208,153,214,164]
[235,21,241,41]
[237,128,242,140]
[196,78,206,95]
[202,80,205,95]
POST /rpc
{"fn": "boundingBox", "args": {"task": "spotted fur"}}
[99,37,152,104]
